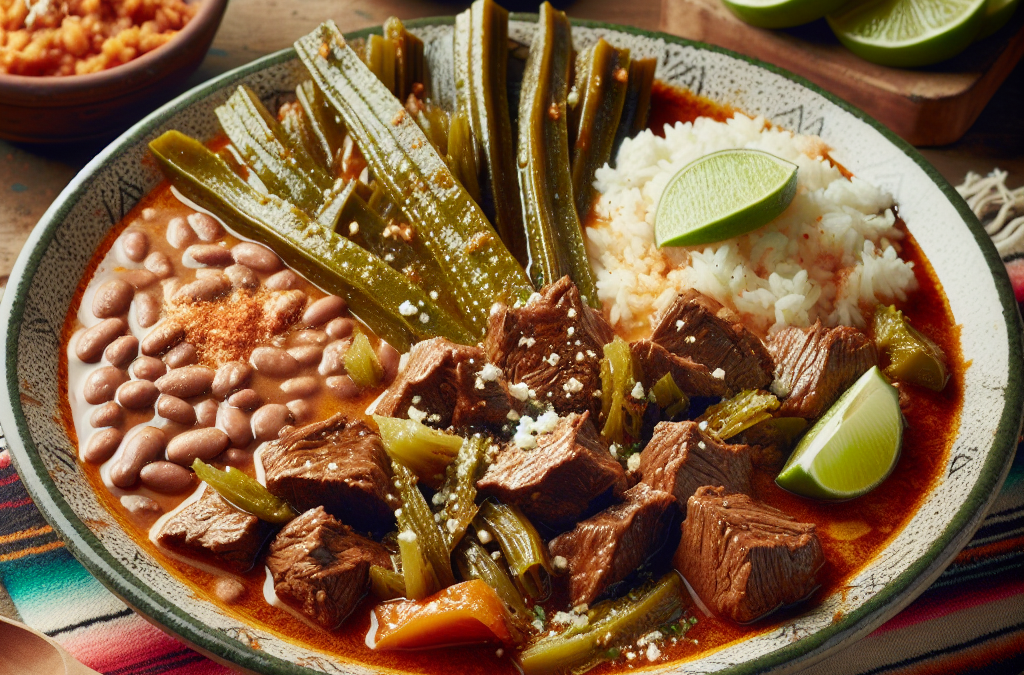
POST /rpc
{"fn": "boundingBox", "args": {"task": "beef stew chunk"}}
[549,482,677,606]
[261,414,395,532]
[768,321,878,419]
[674,486,824,624]
[372,337,518,431]
[485,276,613,418]
[636,421,753,507]
[630,339,728,397]
[476,412,627,529]
[650,290,773,393]
[156,488,270,574]
[266,507,392,629]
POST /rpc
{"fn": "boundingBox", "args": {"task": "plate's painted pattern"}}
[0,18,1019,675]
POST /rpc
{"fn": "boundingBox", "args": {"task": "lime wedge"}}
[776,366,903,500]
[827,0,988,68]
[654,149,798,248]
[977,0,1020,37]
[722,0,850,28]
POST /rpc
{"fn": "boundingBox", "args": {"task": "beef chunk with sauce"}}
[266,507,391,629]
[261,414,395,532]
[549,482,677,606]
[156,488,271,574]
[371,337,519,431]
[636,421,753,507]
[650,290,773,393]
[674,486,824,624]
[630,339,728,397]
[485,276,613,418]
[476,412,627,529]
[768,321,877,419]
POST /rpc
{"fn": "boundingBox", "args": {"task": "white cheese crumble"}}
[627,453,641,472]
[526,292,543,305]
[646,643,661,661]
[477,529,493,544]
[712,367,726,380]
[675,319,685,331]
[552,555,568,571]
[630,382,645,399]
[546,353,561,366]
[512,410,561,449]
[685,335,697,343]
[397,530,417,542]
[518,336,537,348]
[407,405,427,423]
[563,377,583,394]
[567,308,577,318]
[567,326,575,337]
[446,518,459,533]
[509,382,530,401]
[398,300,417,316]
[419,312,430,324]
[507,409,521,422]
[327,462,338,470]
[479,363,501,382]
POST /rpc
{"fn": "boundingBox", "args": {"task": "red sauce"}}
[60,85,963,673]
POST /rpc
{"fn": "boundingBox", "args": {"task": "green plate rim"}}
[1,14,1021,675]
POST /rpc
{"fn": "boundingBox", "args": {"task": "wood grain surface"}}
[0,0,1021,290]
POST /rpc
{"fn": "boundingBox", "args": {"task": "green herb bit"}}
[697,390,780,441]
[650,372,689,418]
[600,336,645,444]
[375,415,464,489]
[345,332,384,387]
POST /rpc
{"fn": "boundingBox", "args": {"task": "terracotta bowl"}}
[0,0,229,144]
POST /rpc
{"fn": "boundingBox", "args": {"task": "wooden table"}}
[0,0,1021,284]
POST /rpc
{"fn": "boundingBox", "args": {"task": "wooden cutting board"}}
[658,0,1024,146]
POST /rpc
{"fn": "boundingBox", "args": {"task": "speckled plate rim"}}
[1,15,1021,675]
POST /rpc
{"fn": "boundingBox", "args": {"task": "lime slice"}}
[977,0,1020,37]
[827,0,988,68]
[722,0,850,28]
[654,149,798,248]
[776,366,903,500]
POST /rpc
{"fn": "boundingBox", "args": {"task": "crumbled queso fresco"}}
[513,410,560,449]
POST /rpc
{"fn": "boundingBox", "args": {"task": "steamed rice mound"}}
[587,113,917,336]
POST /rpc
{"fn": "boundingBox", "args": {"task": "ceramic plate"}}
[2,16,1021,675]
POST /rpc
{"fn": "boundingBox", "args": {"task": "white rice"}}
[587,113,917,335]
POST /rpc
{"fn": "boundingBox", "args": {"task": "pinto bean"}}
[132,355,166,381]
[187,212,224,241]
[140,461,195,494]
[290,329,329,346]
[173,275,231,303]
[288,345,323,368]
[134,291,161,328]
[266,269,299,290]
[286,399,314,424]
[280,376,319,398]
[227,388,260,411]
[110,427,166,488]
[185,244,233,268]
[163,342,198,368]
[319,339,351,376]
[120,494,162,516]
[116,379,159,409]
[251,404,292,441]
[155,365,215,399]
[377,341,401,385]
[83,427,123,464]
[90,401,124,428]
[194,267,224,279]
[76,318,128,363]
[214,578,245,604]
[231,242,282,273]
[140,321,184,356]
[166,216,196,249]
[224,264,258,289]
[250,347,300,378]
[144,251,174,279]
[302,296,346,327]
[212,361,253,398]
[83,366,129,404]
[104,335,138,368]
[217,405,254,448]
[215,448,251,469]
[194,399,219,428]
[263,290,307,331]
[326,375,361,399]
[166,427,230,465]
[121,269,158,290]
[156,394,196,425]
[92,279,134,318]
[122,231,149,262]
[162,279,183,301]
[325,317,355,340]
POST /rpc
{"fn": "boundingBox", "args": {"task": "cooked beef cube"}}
[636,421,753,507]
[631,339,728,397]
[476,412,627,529]
[261,414,395,532]
[549,483,677,606]
[650,290,773,393]
[768,321,877,419]
[156,488,270,574]
[673,486,824,624]
[372,337,518,430]
[266,507,391,629]
[485,276,613,418]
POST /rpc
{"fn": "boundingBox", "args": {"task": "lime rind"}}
[776,366,903,500]
[654,149,798,249]
[978,0,1020,37]
[722,0,850,28]
[827,0,988,67]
